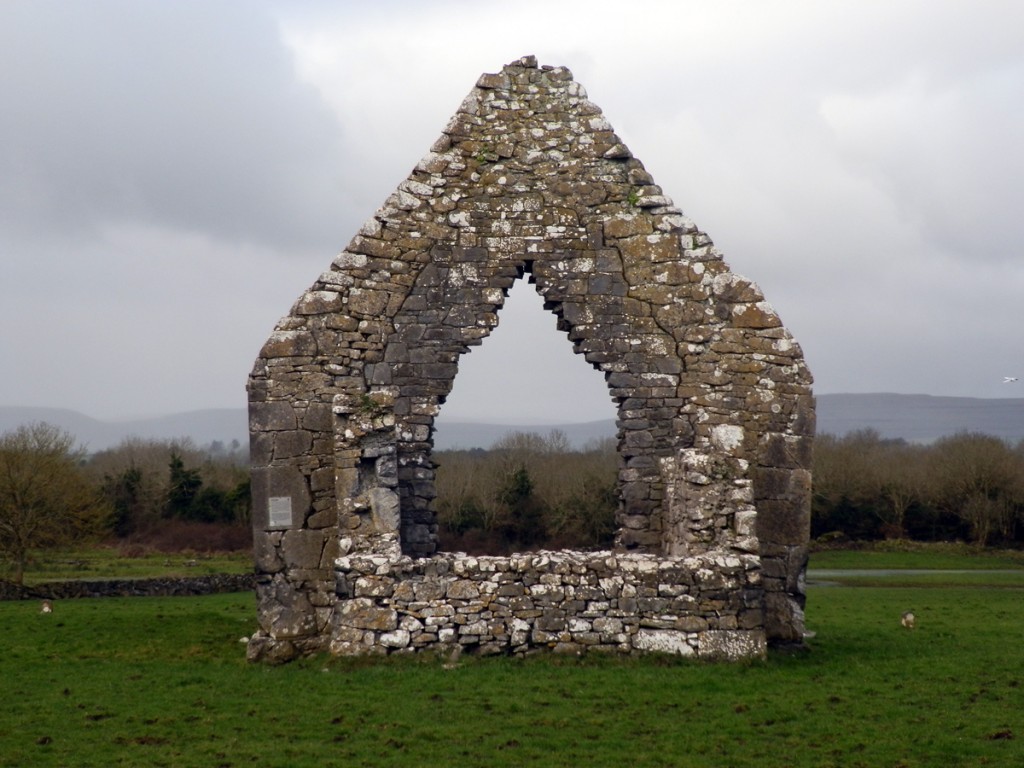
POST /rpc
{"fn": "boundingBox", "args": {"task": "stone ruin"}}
[246,56,814,664]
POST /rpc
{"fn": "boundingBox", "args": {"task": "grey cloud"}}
[3,0,1024,421]
[0,0,348,252]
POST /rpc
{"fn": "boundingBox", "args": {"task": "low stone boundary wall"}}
[0,573,256,601]
[327,549,765,660]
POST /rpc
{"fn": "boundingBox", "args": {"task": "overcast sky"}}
[2,0,1022,424]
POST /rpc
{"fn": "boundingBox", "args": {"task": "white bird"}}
[1003,377,1018,383]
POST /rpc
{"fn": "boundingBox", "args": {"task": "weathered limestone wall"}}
[245,548,765,663]
[247,56,814,663]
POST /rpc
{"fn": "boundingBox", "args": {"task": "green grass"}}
[809,542,1024,571]
[2,577,1023,767]
[5,546,252,585]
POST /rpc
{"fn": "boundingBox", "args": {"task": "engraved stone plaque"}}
[268,496,293,529]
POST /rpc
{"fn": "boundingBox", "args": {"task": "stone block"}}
[380,629,411,649]
[759,432,812,470]
[248,431,273,466]
[734,509,757,538]
[347,288,390,317]
[536,610,567,632]
[755,497,811,547]
[250,401,298,432]
[338,598,398,632]
[257,579,318,640]
[592,617,623,634]
[763,589,807,643]
[633,629,694,656]
[604,213,653,239]
[281,529,326,570]
[260,330,317,358]
[697,629,766,660]
[413,580,447,601]
[253,532,284,574]
[273,430,313,460]
[476,71,510,89]
[354,575,396,598]
[295,290,344,315]
[447,580,481,600]
[247,635,297,665]
[367,487,401,533]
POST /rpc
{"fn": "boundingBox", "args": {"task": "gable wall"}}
[246,57,814,662]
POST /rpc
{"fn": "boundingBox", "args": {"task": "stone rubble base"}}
[249,548,767,662]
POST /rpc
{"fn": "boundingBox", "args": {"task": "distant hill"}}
[432,419,615,451]
[4,393,1024,453]
[0,406,248,453]
[814,393,1024,444]
[438,393,1024,448]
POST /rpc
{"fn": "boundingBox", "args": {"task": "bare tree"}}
[926,432,1023,545]
[87,436,178,534]
[873,440,928,539]
[435,432,618,553]
[812,430,883,508]
[0,423,110,583]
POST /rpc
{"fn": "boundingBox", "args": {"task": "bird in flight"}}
[1003,377,1019,383]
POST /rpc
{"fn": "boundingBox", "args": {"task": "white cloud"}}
[821,66,1024,261]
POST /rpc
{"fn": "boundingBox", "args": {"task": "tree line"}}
[813,429,1024,545]
[435,428,1024,552]
[91,436,250,536]
[434,430,619,554]
[0,422,250,583]
[5,420,1024,584]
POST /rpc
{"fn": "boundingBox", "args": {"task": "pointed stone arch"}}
[247,56,814,664]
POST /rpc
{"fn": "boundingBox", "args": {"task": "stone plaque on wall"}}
[268,496,293,529]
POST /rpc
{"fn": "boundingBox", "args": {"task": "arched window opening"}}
[434,276,619,555]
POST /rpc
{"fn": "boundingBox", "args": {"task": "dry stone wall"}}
[247,56,814,663]
[0,574,255,601]
[337,549,765,659]
[262,549,766,662]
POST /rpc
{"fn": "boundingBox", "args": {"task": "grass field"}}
[809,542,1024,571]
[2,550,1023,767]
[4,546,252,585]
